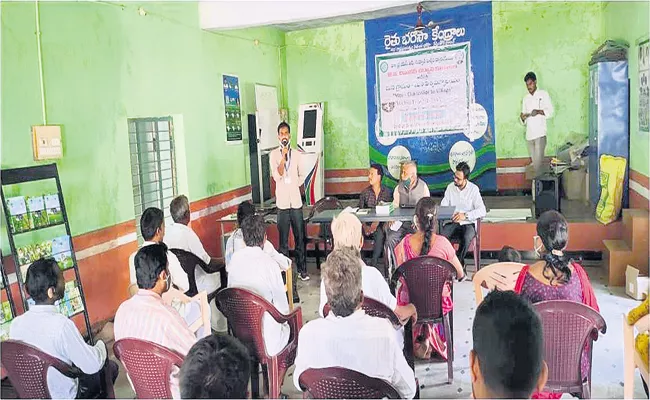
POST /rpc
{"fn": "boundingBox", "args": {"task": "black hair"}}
[236,201,256,227]
[498,246,522,263]
[277,121,290,134]
[134,243,168,290]
[414,197,438,256]
[524,71,537,82]
[140,207,164,241]
[473,290,544,399]
[241,214,265,248]
[180,334,251,399]
[369,163,384,178]
[537,210,572,285]
[456,162,471,180]
[25,258,61,304]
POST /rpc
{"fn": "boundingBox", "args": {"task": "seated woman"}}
[394,197,465,360]
[514,210,599,399]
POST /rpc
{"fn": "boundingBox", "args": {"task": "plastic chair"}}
[390,256,457,384]
[113,338,184,399]
[534,300,607,399]
[216,287,302,399]
[298,367,401,399]
[623,311,649,399]
[170,248,226,302]
[322,296,401,328]
[161,287,211,335]
[306,197,343,269]
[1,340,115,399]
[473,262,525,305]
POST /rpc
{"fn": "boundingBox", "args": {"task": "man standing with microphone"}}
[270,122,309,288]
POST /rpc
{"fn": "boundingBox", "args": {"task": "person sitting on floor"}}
[164,195,226,331]
[115,243,199,399]
[227,214,292,356]
[128,207,189,296]
[393,197,465,360]
[10,258,119,399]
[319,211,417,327]
[514,210,599,399]
[294,248,417,399]
[358,164,393,269]
[180,334,251,399]
[470,290,548,399]
[498,245,522,263]
[440,161,487,272]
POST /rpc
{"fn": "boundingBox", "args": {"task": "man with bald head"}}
[385,161,430,253]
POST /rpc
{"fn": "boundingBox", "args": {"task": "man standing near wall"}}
[270,122,309,282]
[520,71,554,176]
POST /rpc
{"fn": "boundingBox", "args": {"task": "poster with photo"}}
[639,39,649,134]
[52,235,73,270]
[223,74,243,143]
[27,196,48,229]
[44,194,63,225]
[7,196,30,233]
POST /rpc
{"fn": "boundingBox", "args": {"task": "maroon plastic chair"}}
[306,197,343,269]
[534,300,607,399]
[216,287,302,399]
[113,338,184,399]
[322,296,401,327]
[298,367,401,399]
[1,340,115,399]
[390,256,457,384]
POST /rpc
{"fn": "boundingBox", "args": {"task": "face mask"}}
[533,235,544,258]
[403,177,412,189]
[281,138,289,147]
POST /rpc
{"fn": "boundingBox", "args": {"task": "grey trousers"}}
[527,136,547,176]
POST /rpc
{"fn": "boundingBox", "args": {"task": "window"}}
[128,117,178,242]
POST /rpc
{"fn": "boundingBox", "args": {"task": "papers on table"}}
[483,209,532,223]
[342,206,359,214]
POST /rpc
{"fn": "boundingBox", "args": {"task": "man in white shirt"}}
[129,207,189,294]
[270,121,308,281]
[227,213,293,356]
[319,212,416,329]
[440,162,487,272]
[10,259,118,399]
[294,248,416,399]
[164,195,226,331]
[520,71,554,176]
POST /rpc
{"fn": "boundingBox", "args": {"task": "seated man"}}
[164,195,226,331]
[10,259,118,399]
[129,207,189,295]
[227,214,292,356]
[115,243,199,399]
[440,162,486,271]
[358,164,392,269]
[319,212,416,328]
[179,334,251,399]
[294,248,416,399]
[386,161,430,252]
[470,290,548,399]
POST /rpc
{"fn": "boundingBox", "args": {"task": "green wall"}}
[603,1,650,177]
[285,22,369,170]
[1,1,284,246]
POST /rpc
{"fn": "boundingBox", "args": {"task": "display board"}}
[365,2,496,192]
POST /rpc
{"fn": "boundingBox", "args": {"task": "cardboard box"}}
[626,265,649,300]
[562,168,588,201]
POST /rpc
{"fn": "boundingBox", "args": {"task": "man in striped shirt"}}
[114,243,197,399]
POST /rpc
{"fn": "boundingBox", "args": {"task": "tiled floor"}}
[107,259,646,399]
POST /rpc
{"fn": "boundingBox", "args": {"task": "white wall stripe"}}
[496,166,527,174]
[190,193,252,220]
[630,179,650,200]
[325,176,368,183]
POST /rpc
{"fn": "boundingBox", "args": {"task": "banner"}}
[223,74,243,143]
[639,38,649,134]
[365,2,496,192]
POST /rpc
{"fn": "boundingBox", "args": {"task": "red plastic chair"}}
[113,338,184,399]
[534,300,607,399]
[322,296,401,327]
[390,256,457,384]
[306,197,343,269]
[298,367,401,399]
[1,339,115,399]
[216,287,302,399]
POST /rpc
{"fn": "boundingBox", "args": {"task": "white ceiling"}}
[200,1,474,32]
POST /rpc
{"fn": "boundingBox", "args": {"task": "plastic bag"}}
[595,155,626,225]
